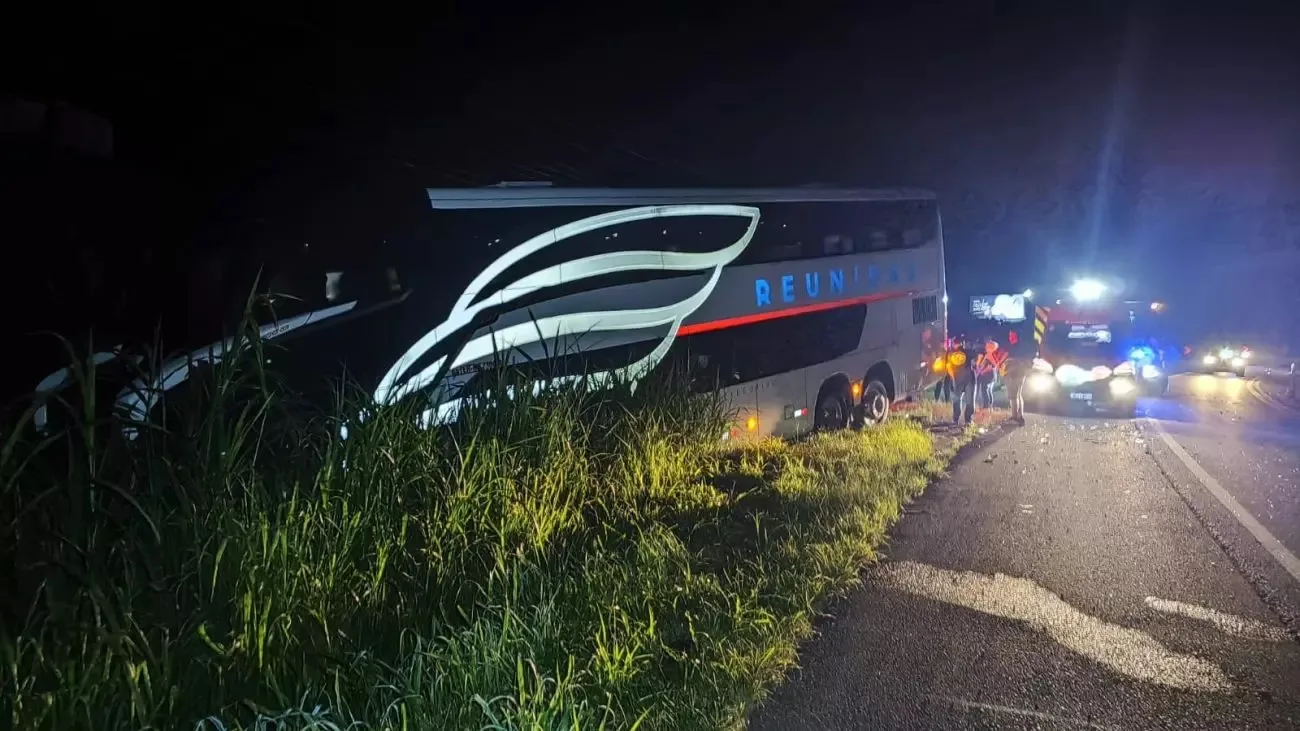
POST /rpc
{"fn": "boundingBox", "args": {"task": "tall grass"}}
[3,324,945,731]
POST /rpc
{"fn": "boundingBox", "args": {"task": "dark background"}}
[3,0,1298,377]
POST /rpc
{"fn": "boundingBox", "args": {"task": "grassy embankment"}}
[3,329,984,730]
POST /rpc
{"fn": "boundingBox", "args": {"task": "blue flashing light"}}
[1128,346,1155,363]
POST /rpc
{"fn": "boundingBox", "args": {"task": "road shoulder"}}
[748,417,1300,730]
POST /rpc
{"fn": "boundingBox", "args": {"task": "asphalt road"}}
[1147,371,1300,564]
[748,371,1300,730]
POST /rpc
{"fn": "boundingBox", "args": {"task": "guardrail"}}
[1289,361,1297,401]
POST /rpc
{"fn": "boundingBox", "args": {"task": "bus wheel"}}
[814,389,850,432]
[861,380,890,425]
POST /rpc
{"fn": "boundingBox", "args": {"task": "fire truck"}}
[1023,296,1170,416]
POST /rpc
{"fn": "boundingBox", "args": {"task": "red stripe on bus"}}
[678,289,921,337]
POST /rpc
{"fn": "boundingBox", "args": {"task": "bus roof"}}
[425,186,938,210]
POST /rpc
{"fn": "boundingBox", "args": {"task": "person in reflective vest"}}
[931,348,953,402]
[931,336,958,402]
[975,339,1009,408]
[1003,333,1034,425]
[946,338,977,425]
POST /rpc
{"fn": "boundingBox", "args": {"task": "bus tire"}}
[861,379,891,425]
[814,388,851,432]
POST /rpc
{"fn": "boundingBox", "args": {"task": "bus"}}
[77,186,948,439]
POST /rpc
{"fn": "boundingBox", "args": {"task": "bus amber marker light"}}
[851,382,863,398]
[373,204,761,424]
[745,416,759,432]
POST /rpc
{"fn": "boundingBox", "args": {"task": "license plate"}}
[1069,392,1093,401]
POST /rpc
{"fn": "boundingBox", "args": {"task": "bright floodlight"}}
[1069,279,1106,301]
[1023,289,1034,299]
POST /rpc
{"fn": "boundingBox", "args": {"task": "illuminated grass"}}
[2,330,965,731]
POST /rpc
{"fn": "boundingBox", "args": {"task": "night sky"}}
[8,0,1300,346]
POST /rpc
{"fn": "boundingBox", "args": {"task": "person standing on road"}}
[932,336,958,402]
[1003,334,1034,425]
[976,339,1008,408]
[947,338,978,425]
[932,354,953,402]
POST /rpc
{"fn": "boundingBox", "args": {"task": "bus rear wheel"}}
[861,380,890,425]
[814,389,850,432]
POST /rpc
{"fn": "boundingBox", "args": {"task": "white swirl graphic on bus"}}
[374,204,761,422]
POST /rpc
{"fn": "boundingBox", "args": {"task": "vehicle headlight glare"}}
[1109,378,1137,397]
[1203,354,1217,365]
[1055,364,1088,386]
[1070,278,1106,301]
[1141,364,1161,379]
[1231,357,1245,367]
[1029,373,1055,393]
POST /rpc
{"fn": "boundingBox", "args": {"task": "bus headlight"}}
[1202,354,1218,365]
[1141,364,1162,379]
[1109,378,1138,397]
[1231,357,1245,368]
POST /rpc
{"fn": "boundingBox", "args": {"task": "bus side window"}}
[823,234,853,256]
[690,352,717,391]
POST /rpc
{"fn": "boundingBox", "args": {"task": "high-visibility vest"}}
[977,348,1009,377]
[944,350,968,379]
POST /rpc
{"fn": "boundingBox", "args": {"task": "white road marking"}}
[1247,378,1300,413]
[873,561,1231,691]
[1145,417,1300,584]
[1144,596,1289,642]
[928,695,1118,729]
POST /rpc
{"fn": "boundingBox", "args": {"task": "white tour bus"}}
[37,186,948,439]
